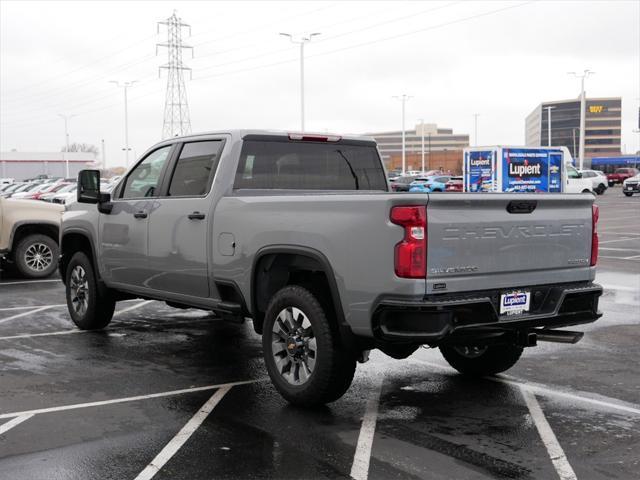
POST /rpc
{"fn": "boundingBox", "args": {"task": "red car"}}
[606,168,639,186]
[445,176,463,192]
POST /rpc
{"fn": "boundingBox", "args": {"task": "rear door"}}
[425,193,594,294]
[146,139,225,298]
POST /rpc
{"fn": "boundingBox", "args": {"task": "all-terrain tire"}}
[65,252,115,330]
[439,344,523,376]
[14,233,58,279]
[262,285,356,406]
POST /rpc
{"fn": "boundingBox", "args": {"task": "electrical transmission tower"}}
[157,11,193,139]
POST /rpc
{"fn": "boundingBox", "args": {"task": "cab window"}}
[122,146,172,199]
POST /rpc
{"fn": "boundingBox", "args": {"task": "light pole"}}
[473,113,480,146]
[393,94,412,174]
[568,69,594,170]
[543,105,555,147]
[58,113,76,178]
[110,80,137,167]
[419,118,425,173]
[280,32,320,132]
[572,128,578,159]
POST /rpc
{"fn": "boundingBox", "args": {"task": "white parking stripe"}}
[0,279,61,286]
[412,359,640,415]
[0,304,65,312]
[0,306,53,325]
[521,388,577,480]
[115,300,153,315]
[0,379,261,420]
[134,386,232,480]
[350,376,384,480]
[0,414,34,435]
[0,329,88,341]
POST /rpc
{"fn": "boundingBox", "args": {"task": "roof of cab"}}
[156,129,376,144]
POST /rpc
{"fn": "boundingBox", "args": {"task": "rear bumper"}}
[372,281,602,344]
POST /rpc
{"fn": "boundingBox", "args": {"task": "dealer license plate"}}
[500,290,531,315]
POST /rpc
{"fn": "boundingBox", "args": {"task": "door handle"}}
[188,212,206,220]
[133,211,147,219]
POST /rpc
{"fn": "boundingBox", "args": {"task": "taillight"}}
[390,205,427,278]
[591,204,599,266]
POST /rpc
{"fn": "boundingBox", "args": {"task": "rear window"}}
[234,140,387,191]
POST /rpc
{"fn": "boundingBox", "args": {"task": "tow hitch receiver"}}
[533,330,584,344]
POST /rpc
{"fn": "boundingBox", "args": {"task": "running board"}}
[534,330,584,344]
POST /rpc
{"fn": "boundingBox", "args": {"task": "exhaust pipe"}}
[534,330,584,344]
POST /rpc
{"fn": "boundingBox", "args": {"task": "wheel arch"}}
[60,229,99,285]
[250,246,347,336]
[11,221,59,254]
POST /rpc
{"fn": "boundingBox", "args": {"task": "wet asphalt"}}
[0,188,638,480]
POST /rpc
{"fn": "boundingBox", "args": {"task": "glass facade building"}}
[525,97,622,159]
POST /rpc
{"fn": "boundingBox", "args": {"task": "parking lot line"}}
[0,306,54,325]
[350,376,384,480]
[0,379,261,420]
[134,385,233,480]
[521,388,577,480]
[599,247,640,252]
[0,279,61,286]
[0,304,65,312]
[0,329,89,341]
[412,359,640,416]
[0,414,34,435]
[598,237,637,244]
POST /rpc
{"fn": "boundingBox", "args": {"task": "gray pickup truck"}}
[59,130,602,406]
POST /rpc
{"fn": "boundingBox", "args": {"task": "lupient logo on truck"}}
[470,157,491,167]
[509,162,541,177]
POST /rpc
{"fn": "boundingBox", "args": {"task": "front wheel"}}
[439,344,523,376]
[596,184,606,195]
[624,192,633,197]
[262,285,356,406]
[65,252,115,330]
[14,233,58,279]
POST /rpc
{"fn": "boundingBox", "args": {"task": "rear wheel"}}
[65,252,115,330]
[14,234,58,279]
[262,285,356,406]
[439,344,523,376]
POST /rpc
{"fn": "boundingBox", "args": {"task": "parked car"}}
[0,178,15,185]
[2,182,42,198]
[390,175,418,192]
[578,169,608,195]
[606,168,639,186]
[41,183,77,202]
[0,197,63,278]
[622,173,640,196]
[59,130,602,407]
[445,176,463,192]
[409,175,452,193]
[11,182,58,199]
[26,182,71,200]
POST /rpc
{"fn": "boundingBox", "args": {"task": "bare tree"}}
[61,143,99,154]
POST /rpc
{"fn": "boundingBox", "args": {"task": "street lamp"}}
[568,69,594,170]
[58,113,76,178]
[393,94,412,174]
[110,80,137,167]
[473,113,480,146]
[419,118,425,173]
[543,105,556,147]
[280,32,320,132]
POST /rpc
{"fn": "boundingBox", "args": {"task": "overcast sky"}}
[1,0,638,168]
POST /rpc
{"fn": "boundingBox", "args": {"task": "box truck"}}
[463,146,593,193]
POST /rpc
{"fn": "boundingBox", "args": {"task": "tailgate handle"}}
[507,200,537,214]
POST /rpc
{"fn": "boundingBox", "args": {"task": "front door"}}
[146,139,225,298]
[99,145,173,288]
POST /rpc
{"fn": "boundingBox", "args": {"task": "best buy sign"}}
[589,105,605,114]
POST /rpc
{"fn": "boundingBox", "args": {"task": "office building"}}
[0,151,97,180]
[367,123,469,167]
[525,97,622,160]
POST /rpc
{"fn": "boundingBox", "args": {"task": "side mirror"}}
[78,170,113,213]
[77,170,100,204]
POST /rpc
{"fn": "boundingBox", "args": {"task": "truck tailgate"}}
[426,193,595,294]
